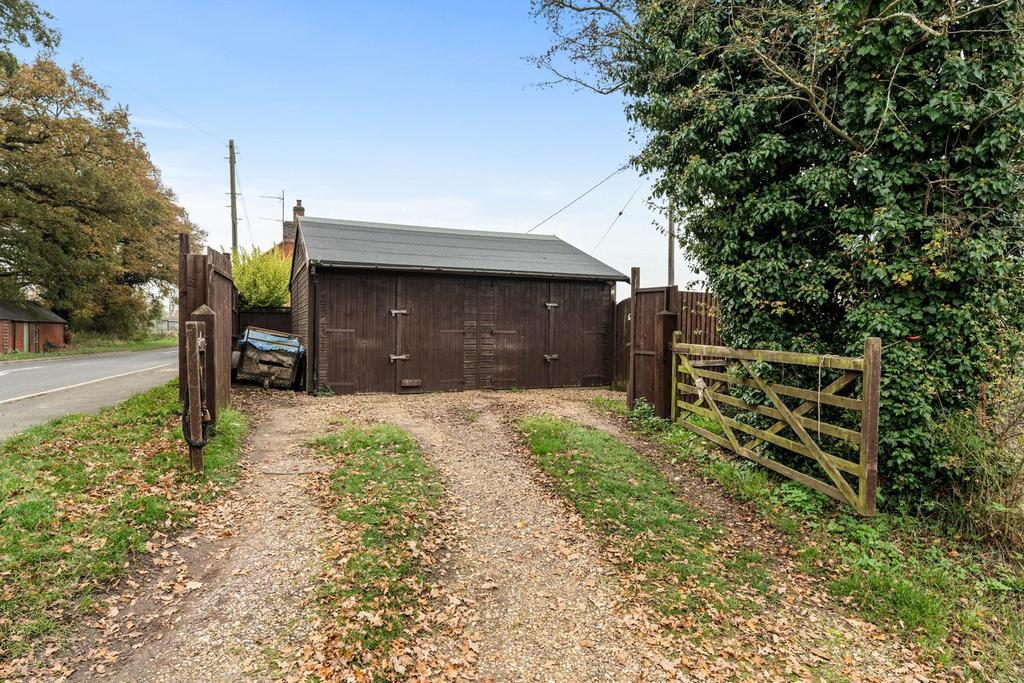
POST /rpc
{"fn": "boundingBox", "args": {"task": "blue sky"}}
[34,1,696,297]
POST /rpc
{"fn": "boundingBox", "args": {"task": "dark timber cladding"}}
[289,217,628,393]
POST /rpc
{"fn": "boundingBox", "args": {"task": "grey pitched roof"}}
[297,217,628,282]
[0,299,66,324]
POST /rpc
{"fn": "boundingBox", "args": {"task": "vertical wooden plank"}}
[859,336,881,516]
[626,266,639,408]
[671,330,681,421]
[185,321,204,471]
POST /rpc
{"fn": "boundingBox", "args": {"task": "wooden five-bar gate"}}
[671,336,881,515]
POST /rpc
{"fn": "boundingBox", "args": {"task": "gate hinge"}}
[390,308,408,316]
[544,354,559,362]
[544,302,560,309]
[389,353,410,362]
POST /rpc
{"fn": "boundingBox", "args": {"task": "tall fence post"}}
[191,305,218,423]
[670,330,681,422]
[184,320,206,471]
[627,266,639,408]
[859,337,881,516]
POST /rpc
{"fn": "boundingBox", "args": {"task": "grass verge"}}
[519,415,773,631]
[589,395,1024,680]
[0,333,176,361]
[305,423,451,677]
[0,380,245,659]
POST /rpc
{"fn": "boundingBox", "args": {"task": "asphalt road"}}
[0,348,178,439]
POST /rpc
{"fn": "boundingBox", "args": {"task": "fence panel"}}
[178,235,235,421]
[238,307,292,335]
[671,335,881,515]
[627,277,678,416]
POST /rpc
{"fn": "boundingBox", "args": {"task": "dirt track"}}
[41,387,933,682]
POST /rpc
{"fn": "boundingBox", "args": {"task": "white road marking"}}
[0,362,175,405]
[0,366,42,377]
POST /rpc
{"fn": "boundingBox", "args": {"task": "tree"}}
[0,58,201,336]
[232,246,290,308]
[535,0,1024,496]
[0,0,59,74]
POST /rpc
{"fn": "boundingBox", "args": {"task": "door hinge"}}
[544,354,560,362]
[390,308,408,316]
[544,302,560,309]
[389,353,410,362]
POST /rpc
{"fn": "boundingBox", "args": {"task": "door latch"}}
[389,308,408,316]
[544,302,560,309]
[544,354,559,362]
[389,353,410,362]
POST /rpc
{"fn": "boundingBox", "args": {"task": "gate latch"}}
[389,353,410,362]
[390,309,408,316]
[544,302,560,309]
[544,354,559,362]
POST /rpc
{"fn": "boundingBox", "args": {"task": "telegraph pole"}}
[667,196,676,287]
[228,139,238,252]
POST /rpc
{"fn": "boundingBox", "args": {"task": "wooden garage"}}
[289,217,628,393]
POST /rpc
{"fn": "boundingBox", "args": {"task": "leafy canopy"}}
[535,0,1024,497]
[0,59,199,336]
[0,0,58,75]
[232,246,290,308]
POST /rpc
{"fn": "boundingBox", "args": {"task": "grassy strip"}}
[591,395,1024,679]
[519,415,772,629]
[306,423,445,675]
[0,381,245,658]
[0,333,176,361]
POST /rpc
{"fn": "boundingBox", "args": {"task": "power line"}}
[63,45,225,145]
[525,163,629,233]
[591,180,644,253]
[233,156,256,248]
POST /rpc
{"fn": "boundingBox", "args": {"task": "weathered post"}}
[670,330,682,422]
[191,305,218,422]
[184,320,206,471]
[626,266,639,408]
[859,336,881,516]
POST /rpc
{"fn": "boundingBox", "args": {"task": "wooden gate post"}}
[184,320,206,471]
[859,336,881,516]
[653,309,676,419]
[191,305,218,422]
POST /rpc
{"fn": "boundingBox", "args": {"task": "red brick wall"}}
[3,322,66,352]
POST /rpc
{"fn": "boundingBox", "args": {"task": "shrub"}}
[534,0,1024,499]
[232,246,290,308]
[942,370,1024,549]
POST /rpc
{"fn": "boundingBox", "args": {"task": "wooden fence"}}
[622,267,722,417]
[237,307,292,336]
[178,235,234,420]
[178,235,236,468]
[671,335,881,516]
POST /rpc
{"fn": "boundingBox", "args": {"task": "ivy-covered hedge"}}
[536,0,1024,497]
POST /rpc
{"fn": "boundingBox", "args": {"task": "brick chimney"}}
[281,199,304,258]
